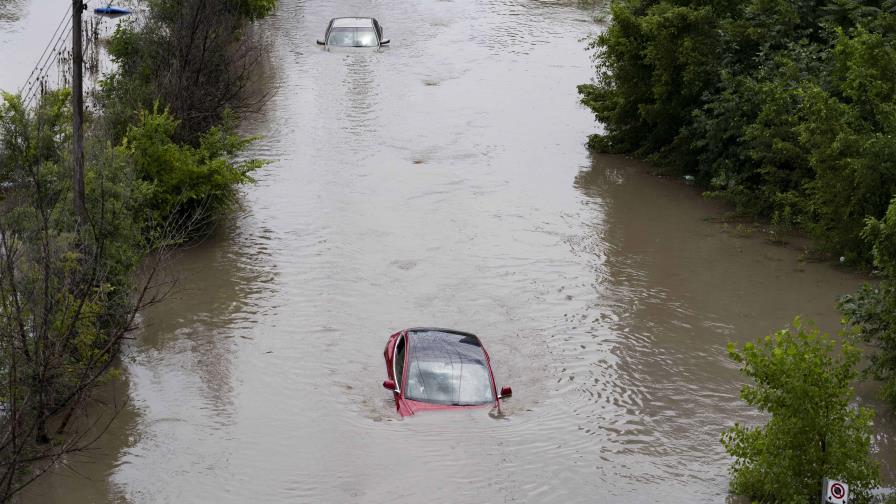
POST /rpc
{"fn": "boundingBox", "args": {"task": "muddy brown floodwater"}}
[4,0,895,502]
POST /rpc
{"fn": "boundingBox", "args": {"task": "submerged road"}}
[7,0,894,501]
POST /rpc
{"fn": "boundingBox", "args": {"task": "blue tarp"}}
[94,6,131,16]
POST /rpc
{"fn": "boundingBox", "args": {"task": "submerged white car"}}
[316,17,390,49]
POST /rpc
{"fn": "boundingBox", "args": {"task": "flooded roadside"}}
[0,0,134,107]
[3,0,893,502]
[0,0,58,93]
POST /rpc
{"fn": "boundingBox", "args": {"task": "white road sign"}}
[822,478,849,504]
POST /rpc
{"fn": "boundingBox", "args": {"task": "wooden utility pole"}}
[72,0,86,220]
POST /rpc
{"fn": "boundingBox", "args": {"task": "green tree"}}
[577,0,723,156]
[0,91,156,500]
[579,0,896,264]
[722,320,879,503]
[801,30,896,262]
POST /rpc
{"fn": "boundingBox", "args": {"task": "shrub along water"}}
[840,198,896,407]
[723,321,879,503]
[581,0,896,497]
[0,0,275,498]
[123,107,265,238]
[578,0,896,265]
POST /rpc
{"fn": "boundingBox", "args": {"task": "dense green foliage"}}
[124,108,263,236]
[0,89,143,350]
[98,0,270,234]
[841,197,896,406]
[0,91,146,495]
[722,321,879,503]
[0,91,146,291]
[579,0,896,264]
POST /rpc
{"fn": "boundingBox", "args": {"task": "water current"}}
[3,0,895,502]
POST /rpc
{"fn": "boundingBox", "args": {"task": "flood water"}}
[5,0,895,502]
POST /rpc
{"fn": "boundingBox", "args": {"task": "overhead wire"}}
[21,16,73,107]
[20,1,98,108]
[19,3,74,101]
[18,2,73,97]
[22,28,73,105]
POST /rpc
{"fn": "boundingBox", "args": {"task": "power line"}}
[19,3,74,99]
[19,1,101,108]
[21,16,73,108]
[21,17,73,102]
[21,27,73,107]
[19,1,120,110]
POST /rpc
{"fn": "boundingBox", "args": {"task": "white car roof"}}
[332,17,375,28]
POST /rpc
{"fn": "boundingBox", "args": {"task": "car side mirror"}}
[499,386,512,399]
[316,39,325,45]
[383,379,397,391]
[380,39,390,45]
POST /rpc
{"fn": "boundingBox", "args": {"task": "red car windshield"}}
[405,331,494,406]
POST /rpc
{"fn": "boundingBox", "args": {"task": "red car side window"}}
[395,336,406,391]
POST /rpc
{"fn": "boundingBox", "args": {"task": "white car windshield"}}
[327,27,378,47]
[404,331,495,406]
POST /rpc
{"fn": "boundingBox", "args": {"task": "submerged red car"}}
[383,328,512,416]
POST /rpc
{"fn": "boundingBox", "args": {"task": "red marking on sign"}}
[831,483,845,499]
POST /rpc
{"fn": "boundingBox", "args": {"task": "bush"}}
[801,30,896,262]
[579,0,896,264]
[577,0,723,158]
[840,197,896,406]
[99,0,273,240]
[722,320,879,503]
[123,107,264,238]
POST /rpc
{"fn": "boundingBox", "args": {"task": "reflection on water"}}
[20,216,277,502]
[107,215,278,501]
[339,52,377,138]
[567,156,894,499]
[12,0,896,501]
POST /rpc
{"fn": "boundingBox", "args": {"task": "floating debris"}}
[94,5,132,18]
